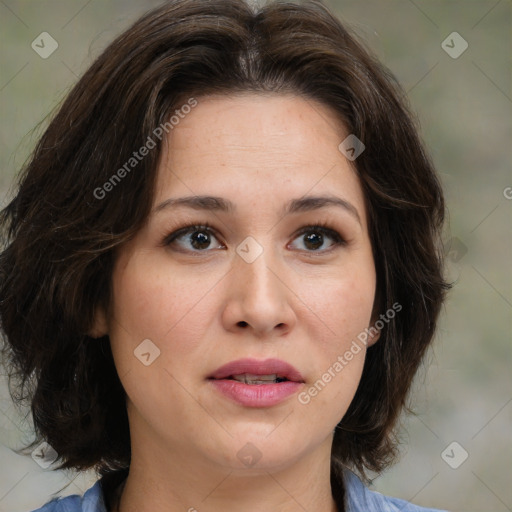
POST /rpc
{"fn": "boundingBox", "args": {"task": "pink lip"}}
[207,358,305,408]
[208,358,304,382]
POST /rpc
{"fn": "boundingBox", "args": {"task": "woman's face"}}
[99,93,378,473]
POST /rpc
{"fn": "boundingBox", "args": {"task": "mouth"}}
[207,358,305,384]
[213,373,291,384]
[207,358,305,407]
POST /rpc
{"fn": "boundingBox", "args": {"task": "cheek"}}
[295,260,375,410]
[295,275,373,426]
[106,255,215,430]
[302,263,376,346]
[107,253,220,370]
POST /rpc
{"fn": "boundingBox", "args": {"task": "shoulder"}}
[29,480,105,512]
[342,468,449,512]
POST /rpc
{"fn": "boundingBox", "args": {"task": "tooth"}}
[248,373,277,381]
[232,373,278,383]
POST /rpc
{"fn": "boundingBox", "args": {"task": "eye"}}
[161,222,224,253]
[289,222,346,253]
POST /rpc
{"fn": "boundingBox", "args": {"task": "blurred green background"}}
[0,1,510,511]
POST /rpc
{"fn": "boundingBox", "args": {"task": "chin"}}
[204,432,309,472]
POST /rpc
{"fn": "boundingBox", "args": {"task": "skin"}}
[92,93,381,512]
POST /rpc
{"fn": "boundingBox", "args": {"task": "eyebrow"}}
[154,194,361,225]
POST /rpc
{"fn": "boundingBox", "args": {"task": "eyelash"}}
[161,220,346,255]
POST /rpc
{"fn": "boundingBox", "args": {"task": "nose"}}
[221,244,297,338]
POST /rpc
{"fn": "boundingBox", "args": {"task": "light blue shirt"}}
[31,468,448,512]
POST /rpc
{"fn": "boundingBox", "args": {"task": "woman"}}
[0,0,451,510]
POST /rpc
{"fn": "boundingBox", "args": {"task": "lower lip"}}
[209,379,303,407]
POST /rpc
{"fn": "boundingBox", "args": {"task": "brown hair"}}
[0,0,450,485]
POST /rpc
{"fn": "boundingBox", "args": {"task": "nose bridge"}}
[237,236,280,297]
[227,234,295,334]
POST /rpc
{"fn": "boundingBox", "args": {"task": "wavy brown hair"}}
[0,0,449,488]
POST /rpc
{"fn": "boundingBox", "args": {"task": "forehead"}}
[154,93,367,224]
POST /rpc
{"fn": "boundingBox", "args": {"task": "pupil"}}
[191,231,210,250]
[305,232,322,250]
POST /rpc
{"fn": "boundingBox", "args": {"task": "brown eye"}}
[162,223,225,252]
[290,225,345,253]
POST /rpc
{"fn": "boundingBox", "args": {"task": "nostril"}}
[237,321,248,327]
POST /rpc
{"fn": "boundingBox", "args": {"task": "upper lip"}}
[208,358,304,382]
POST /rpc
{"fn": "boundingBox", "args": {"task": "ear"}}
[366,292,383,347]
[88,304,108,338]
[366,313,382,347]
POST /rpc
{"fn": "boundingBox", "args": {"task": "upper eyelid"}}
[168,223,341,238]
